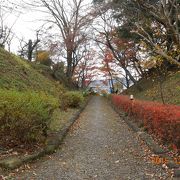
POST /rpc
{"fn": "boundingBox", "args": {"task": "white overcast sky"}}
[5,0,93,52]
[5,0,49,52]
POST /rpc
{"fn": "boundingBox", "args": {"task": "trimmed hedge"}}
[111,95,180,150]
[0,89,58,143]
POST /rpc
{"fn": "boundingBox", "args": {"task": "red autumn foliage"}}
[111,95,180,150]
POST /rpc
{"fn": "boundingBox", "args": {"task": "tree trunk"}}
[159,80,165,104]
[125,73,129,88]
[66,50,76,88]
[66,50,73,78]
[122,65,142,91]
[28,40,33,61]
[109,71,114,93]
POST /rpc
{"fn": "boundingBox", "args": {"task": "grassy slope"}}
[122,71,180,105]
[0,48,63,97]
[0,48,85,133]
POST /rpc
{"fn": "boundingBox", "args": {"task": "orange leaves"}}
[113,37,135,51]
[36,50,50,62]
[36,50,52,66]
[101,49,114,74]
[104,50,114,63]
[105,53,113,62]
[111,95,180,151]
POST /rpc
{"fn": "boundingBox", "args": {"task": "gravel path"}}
[13,96,172,179]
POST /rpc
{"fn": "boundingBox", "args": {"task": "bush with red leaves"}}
[111,95,180,150]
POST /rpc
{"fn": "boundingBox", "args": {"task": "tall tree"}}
[95,0,180,66]
[31,0,95,85]
[101,50,115,92]
[18,30,40,61]
[73,47,97,89]
[93,10,143,90]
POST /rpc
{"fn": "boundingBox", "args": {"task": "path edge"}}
[110,100,180,177]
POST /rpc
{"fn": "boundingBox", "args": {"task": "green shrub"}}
[60,91,84,109]
[82,90,89,97]
[0,89,58,143]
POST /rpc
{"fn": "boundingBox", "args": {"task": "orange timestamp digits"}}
[151,156,168,164]
[151,156,180,165]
